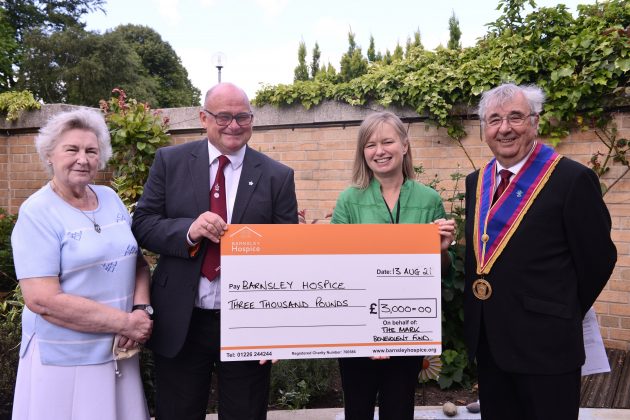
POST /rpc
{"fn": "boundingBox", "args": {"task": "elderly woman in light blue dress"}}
[11,109,153,419]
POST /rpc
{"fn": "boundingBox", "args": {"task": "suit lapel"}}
[188,139,211,215]
[232,146,262,223]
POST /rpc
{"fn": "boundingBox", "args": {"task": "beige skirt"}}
[12,336,150,420]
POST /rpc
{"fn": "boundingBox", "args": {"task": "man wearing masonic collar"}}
[464,83,617,420]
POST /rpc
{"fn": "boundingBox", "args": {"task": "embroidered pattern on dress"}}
[67,231,82,241]
[101,261,118,272]
[124,245,138,256]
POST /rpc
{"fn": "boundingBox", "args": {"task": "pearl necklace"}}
[50,179,101,233]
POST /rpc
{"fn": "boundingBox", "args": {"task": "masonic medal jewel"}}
[472,278,492,300]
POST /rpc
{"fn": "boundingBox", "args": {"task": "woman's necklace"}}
[50,179,101,233]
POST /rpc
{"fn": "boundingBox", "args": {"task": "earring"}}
[47,160,52,166]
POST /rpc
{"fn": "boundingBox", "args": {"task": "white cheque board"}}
[220,224,442,361]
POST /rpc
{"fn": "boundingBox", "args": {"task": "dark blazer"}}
[464,157,616,374]
[132,139,298,357]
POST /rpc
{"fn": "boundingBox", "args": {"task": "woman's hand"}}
[433,218,456,251]
[115,335,140,350]
[120,310,153,344]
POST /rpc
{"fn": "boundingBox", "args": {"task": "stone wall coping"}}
[0,101,477,133]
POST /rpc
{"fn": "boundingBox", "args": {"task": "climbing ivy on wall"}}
[254,0,629,144]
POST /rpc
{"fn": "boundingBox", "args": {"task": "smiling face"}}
[48,128,100,190]
[200,83,253,155]
[363,121,409,182]
[483,91,539,167]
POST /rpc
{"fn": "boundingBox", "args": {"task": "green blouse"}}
[331,178,446,225]
[331,177,454,278]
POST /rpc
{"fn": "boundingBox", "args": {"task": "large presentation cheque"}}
[220,224,442,361]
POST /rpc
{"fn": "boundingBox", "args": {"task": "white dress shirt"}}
[195,141,246,309]
[495,141,537,190]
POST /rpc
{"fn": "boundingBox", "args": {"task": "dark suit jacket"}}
[132,139,298,358]
[464,157,616,374]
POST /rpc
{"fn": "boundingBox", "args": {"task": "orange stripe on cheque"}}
[221,341,442,351]
[222,224,439,256]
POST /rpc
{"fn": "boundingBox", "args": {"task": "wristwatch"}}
[132,304,154,319]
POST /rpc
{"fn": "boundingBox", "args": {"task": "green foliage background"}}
[0,90,40,121]
[255,0,629,143]
[0,0,105,91]
[0,1,200,107]
[0,210,20,418]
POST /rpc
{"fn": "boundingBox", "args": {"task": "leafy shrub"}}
[0,209,19,417]
[415,165,475,389]
[270,359,339,409]
[0,208,17,293]
[0,285,23,418]
[100,88,171,211]
[0,91,40,121]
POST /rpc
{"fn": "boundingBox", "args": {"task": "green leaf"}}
[615,58,630,72]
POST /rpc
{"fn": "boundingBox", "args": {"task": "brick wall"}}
[1,104,629,349]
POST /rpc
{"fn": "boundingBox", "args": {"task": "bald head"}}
[204,83,250,109]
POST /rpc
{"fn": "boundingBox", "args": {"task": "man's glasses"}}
[204,109,253,127]
[486,113,536,127]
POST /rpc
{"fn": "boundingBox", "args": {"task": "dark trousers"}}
[477,326,581,420]
[154,308,271,420]
[338,356,423,420]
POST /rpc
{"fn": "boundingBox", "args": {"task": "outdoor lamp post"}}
[212,52,226,83]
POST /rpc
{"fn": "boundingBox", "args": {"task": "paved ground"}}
[202,406,630,419]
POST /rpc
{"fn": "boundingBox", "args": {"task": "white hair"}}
[35,109,112,175]
[478,83,545,124]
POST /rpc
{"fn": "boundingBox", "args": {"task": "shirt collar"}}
[207,141,246,169]
[496,141,537,176]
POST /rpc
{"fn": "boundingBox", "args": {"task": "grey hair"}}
[35,109,112,175]
[477,83,545,124]
[352,111,414,189]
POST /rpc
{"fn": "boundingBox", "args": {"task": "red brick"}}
[609,280,630,292]
[598,290,630,304]
[609,328,630,341]
[610,303,630,317]
[600,315,620,328]
[305,150,334,161]
[281,150,307,161]
[332,150,354,160]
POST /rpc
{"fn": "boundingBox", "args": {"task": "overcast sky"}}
[84,0,596,103]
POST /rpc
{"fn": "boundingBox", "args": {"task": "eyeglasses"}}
[486,113,536,127]
[203,109,254,127]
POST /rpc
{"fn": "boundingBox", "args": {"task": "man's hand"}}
[189,211,228,243]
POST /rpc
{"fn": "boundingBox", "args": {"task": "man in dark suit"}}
[464,83,616,420]
[132,83,298,420]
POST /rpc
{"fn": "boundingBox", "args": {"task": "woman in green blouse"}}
[331,111,455,420]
